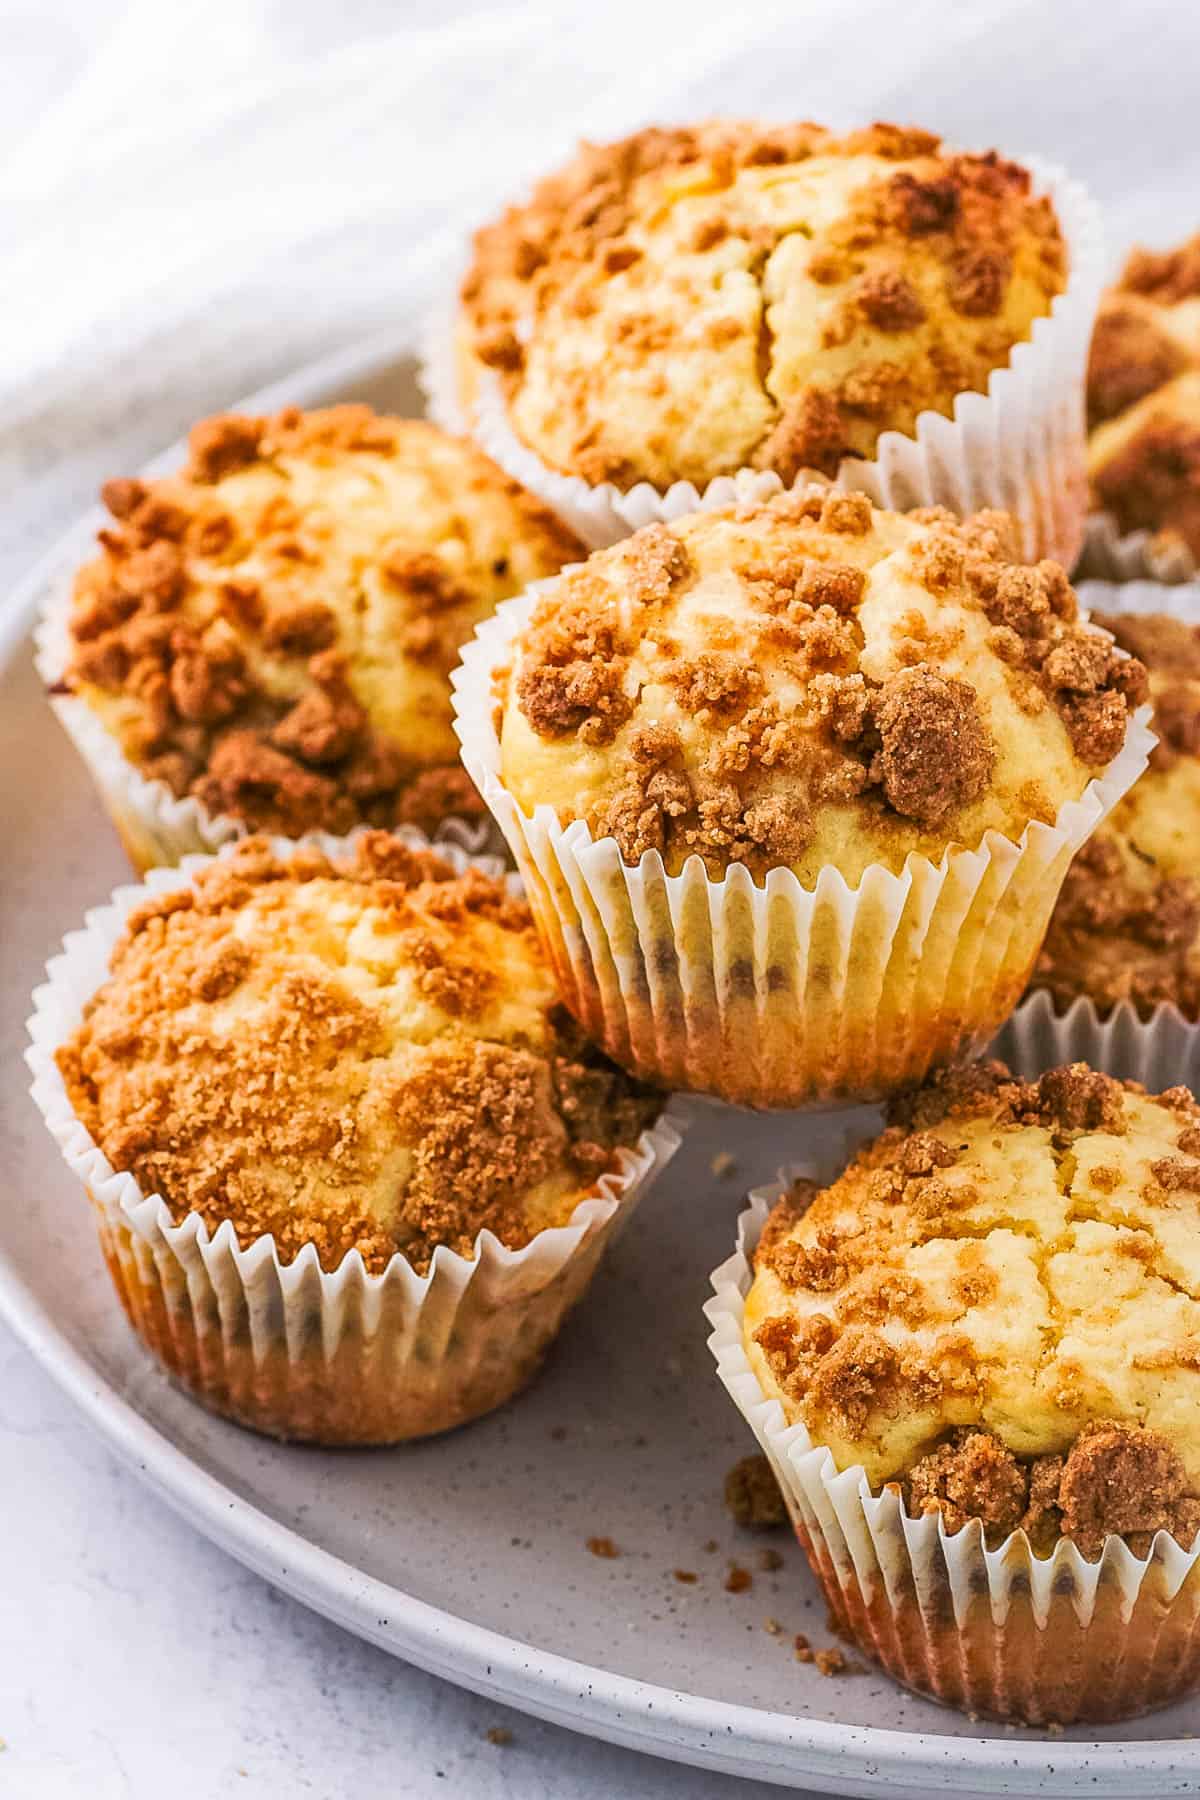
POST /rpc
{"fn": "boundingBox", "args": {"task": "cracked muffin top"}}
[1034,608,1200,1019]
[744,1060,1200,1556]
[459,120,1067,490]
[496,488,1145,883]
[56,833,661,1274]
[1087,234,1200,558]
[61,406,582,838]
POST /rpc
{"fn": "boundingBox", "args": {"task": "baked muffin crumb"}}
[57,833,661,1273]
[63,408,582,838]
[461,121,1066,491]
[499,492,1144,882]
[744,1060,1200,1557]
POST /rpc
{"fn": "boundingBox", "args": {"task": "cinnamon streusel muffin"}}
[1087,234,1200,568]
[1034,607,1200,1019]
[43,832,674,1442]
[713,1060,1200,1722]
[50,405,582,870]
[449,120,1089,556]
[457,487,1151,1105]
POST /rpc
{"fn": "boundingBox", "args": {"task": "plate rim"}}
[3,327,1198,1797]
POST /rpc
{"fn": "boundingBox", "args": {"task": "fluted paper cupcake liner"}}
[451,580,1155,1109]
[34,581,499,873]
[994,988,1200,1090]
[26,830,685,1444]
[1076,511,1200,586]
[706,1180,1200,1725]
[425,156,1102,561]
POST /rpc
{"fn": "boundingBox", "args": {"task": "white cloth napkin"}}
[2,0,1197,595]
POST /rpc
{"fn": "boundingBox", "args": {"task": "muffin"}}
[1084,234,1200,579]
[1034,604,1200,1018]
[444,120,1097,557]
[32,831,678,1443]
[43,405,583,870]
[709,1060,1200,1724]
[454,486,1152,1106]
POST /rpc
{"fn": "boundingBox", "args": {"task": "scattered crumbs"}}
[724,1454,787,1529]
[815,1648,860,1677]
[710,1150,737,1179]
[587,1536,619,1559]
[702,1538,719,1554]
[763,1618,782,1636]
[1046,1722,1064,1737]
[724,1564,753,1594]
[549,1425,567,1441]
[793,1634,861,1676]
[486,1727,513,1747]
[673,1569,699,1584]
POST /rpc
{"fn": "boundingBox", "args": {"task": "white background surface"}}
[3,3,1200,1795]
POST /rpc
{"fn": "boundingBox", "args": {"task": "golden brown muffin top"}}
[497,489,1145,883]
[61,407,583,838]
[744,1061,1200,1556]
[461,120,1066,490]
[56,833,661,1274]
[1087,236,1200,558]
[1034,610,1200,1019]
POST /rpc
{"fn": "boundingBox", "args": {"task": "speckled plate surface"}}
[2,337,1199,1800]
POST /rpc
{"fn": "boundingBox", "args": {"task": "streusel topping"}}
[1088,234,1200,558]
[498,489,1144,882]
[56,834,660,1273]
[460,120,1066,489]
[744,1061,1200,1554]
[1034,609,1200,1018]
[62,407,582,837]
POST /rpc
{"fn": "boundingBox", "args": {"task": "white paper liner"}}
[26,830,686,1444]
[996,580,1200,1086]
[34,576,499,873]
[1076,510,1200,586]
[451,579,1155,1109]
[425,156,1103,560]
[706,1177,1200,1724]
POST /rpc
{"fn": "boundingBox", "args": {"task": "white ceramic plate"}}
[2,337,1199,1800]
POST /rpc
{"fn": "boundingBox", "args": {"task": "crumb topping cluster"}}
[743,1060,1200,1554]
[56,834,660,1273]
[1034,610,1200,1018]
[1087,234,1200,558]
[63,407,581,836]
[460,120,1066,490]
[498,489,1144,881]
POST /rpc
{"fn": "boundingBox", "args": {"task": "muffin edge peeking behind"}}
[1034,607,1200,1020]
[1088,233,1200,562]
